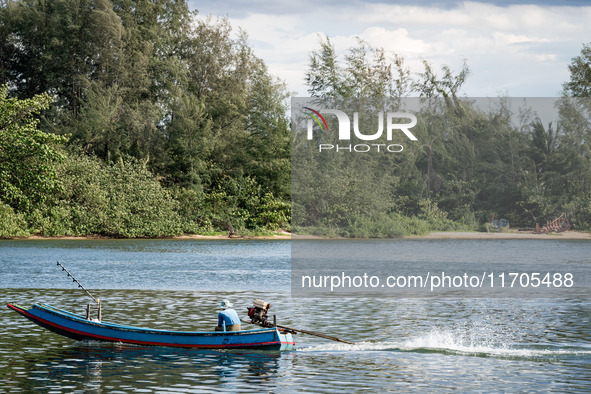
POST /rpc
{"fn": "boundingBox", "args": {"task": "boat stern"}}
[278,330,295,350]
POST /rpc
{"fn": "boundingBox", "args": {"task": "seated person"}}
[215,299,241,331]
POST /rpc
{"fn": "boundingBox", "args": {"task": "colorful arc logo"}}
[304,107,328,132]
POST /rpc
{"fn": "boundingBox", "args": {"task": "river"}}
[0,239,590,392]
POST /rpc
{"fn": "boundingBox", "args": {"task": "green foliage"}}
[294,38,591,237]
[194,175,290,232]
[0,203,29,238]
[305,34,469,102]
[16,154,183,237]
[2,8,591,239]
[0,85,68,211]
[254,193,290,230]
[296,208,467,239]
[563,43,591,97]
[0,0,291,237]
[45,154,184,237]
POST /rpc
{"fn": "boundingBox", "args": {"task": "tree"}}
[0,1,293,234]
[413,59,470,113]
[1,0,124,116]
[0,85,67,211]
[563,43,591,97]
[305,35,344,99]
[344,37,393,97]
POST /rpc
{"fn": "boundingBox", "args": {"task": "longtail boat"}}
[7,303,295,350]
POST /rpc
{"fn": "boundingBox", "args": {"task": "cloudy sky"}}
[187,0,591,97]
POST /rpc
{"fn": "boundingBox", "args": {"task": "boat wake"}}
[299,330,591,360]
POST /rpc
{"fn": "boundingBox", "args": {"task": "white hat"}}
[220,299,233,309]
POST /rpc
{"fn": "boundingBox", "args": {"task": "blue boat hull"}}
[7,303,294,350]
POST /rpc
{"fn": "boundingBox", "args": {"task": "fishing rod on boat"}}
[56,261,101,321]
[245,299,355,345]
[56,261,97,302]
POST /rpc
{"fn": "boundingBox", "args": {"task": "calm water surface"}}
[0,239,590,392]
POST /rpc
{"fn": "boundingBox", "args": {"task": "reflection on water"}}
[10,344,286,393]
[1,240,590,392]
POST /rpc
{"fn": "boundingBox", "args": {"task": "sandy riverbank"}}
[8,232,292,241]
[291,230,591,240]
[405,230,591,240]
[7,230,591,241]
[174,232,291,240]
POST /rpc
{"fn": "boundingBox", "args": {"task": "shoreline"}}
[293,230,591,240]
[4,230,591,241]
[4,232,293,241]
[405,230,591,240]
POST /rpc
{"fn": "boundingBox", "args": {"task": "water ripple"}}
[1,240,591,392]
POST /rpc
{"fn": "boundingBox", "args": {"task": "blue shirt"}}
[218,308,241,327]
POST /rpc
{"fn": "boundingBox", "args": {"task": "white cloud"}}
[361,27,430,56]
[195,1,591,97]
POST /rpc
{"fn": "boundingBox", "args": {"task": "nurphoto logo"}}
[304,106,418,153]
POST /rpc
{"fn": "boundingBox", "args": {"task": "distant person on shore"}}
[215,299,241,331]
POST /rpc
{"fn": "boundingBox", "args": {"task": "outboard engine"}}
[247,299,273,327]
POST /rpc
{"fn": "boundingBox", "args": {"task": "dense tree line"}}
[1,2,590,238]
[293,36,591,237]
[0,0,289,237]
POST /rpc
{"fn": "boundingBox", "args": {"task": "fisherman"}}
[215,299,241,331]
